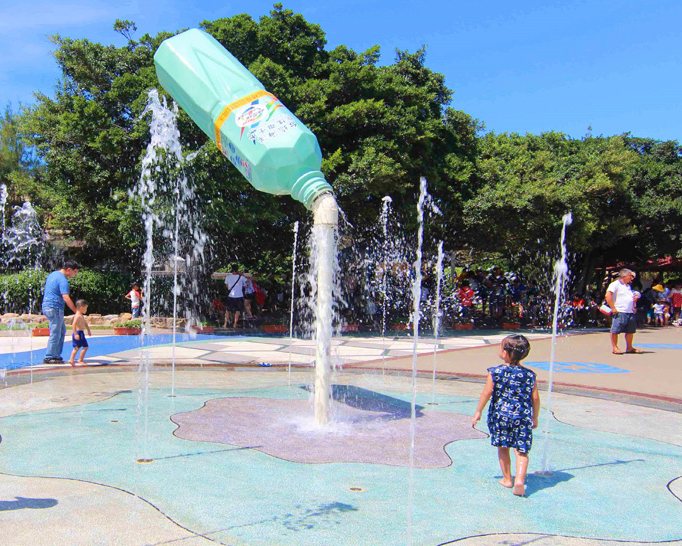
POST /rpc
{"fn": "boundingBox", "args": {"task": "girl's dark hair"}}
[503,335,531,363]
[75,299,88,307]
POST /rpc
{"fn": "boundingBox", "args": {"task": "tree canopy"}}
[2,3,680,291]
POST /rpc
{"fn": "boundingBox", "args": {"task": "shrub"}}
[0,270,48,314]
[69,270,134,314]
[0,270,134,315]
[114,319,142,328]
[0,321,49,330]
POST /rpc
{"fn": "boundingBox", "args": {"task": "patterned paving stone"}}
[172,394,485,468]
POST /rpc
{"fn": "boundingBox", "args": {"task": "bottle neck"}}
[291,171,334,209]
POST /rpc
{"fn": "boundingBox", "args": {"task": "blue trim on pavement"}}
[0,333,218,370]
[636,343,682,350]
[526,361,629,374]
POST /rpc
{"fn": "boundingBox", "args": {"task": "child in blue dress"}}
[472,334,540,496]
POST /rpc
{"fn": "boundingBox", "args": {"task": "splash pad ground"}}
[0,327,680,546]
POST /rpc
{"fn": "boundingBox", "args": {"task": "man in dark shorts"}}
[223,270,247,328]
[605,268,642,354]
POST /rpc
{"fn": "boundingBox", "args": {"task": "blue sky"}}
[1,0,680,141]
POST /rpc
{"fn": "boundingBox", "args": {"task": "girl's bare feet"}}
[498,478,513,488]
[68,361,76,366]
[78,360,85,364]
[513,483,525,496]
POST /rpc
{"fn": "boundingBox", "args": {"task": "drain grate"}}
[349,487,365,492]
[136,458,155,464]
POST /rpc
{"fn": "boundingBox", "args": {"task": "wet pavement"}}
[0,326,680,545]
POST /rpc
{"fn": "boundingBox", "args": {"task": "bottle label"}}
[214,90,275,149]
[215,91,301,150]
[247,111,299,145]
[213,89,307,185]
[225,142,253,181]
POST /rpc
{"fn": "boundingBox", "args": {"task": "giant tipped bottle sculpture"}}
[154,29,337,424]
[154,28,333,208]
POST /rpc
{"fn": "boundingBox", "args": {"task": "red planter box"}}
[502,322,521,330]
[342,324,359,332]
[262,325,287,333]
[114,327,141,335]
[454,323,474,330]
[391,323,409,331]
[32,328,50,336]
[193,326,215,334]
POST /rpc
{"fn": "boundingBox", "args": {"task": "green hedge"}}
[0,270,134,315]
[0,270,48,314]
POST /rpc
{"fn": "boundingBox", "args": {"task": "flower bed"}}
[31,328,50,336]
[453,323,474,330]
[114,327,141,335]
[262,324,287,333]
[501,322,521,330]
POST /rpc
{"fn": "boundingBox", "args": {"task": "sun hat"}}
[652,284,664,292]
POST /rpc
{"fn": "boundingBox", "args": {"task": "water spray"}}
[539,212,573,475]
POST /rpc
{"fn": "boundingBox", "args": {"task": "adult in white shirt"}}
[223,271,247,328]
[605,268,642,354]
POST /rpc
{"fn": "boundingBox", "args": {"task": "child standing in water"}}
[68,299,92,366]
[472,334,540,497]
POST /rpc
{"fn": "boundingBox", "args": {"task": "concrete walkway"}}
[0,326,680,545]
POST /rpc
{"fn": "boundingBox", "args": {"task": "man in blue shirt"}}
[41,260,81,363]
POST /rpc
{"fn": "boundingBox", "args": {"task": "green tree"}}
[461,132,639,286]
[17,4,478,284]
[0,105,25,184]
[0,104,39,204]
[625,137,682,259]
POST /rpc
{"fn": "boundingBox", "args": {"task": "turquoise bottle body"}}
[153,28,332,209]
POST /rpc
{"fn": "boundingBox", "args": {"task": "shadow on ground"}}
[0,496,58,511]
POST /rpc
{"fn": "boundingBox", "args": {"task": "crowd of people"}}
[374,265,606,329]
[441,267,682,329]
[445,266,563,327]
[342,262,682,331]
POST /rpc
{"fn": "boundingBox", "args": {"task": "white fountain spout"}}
[311,192,338,425]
